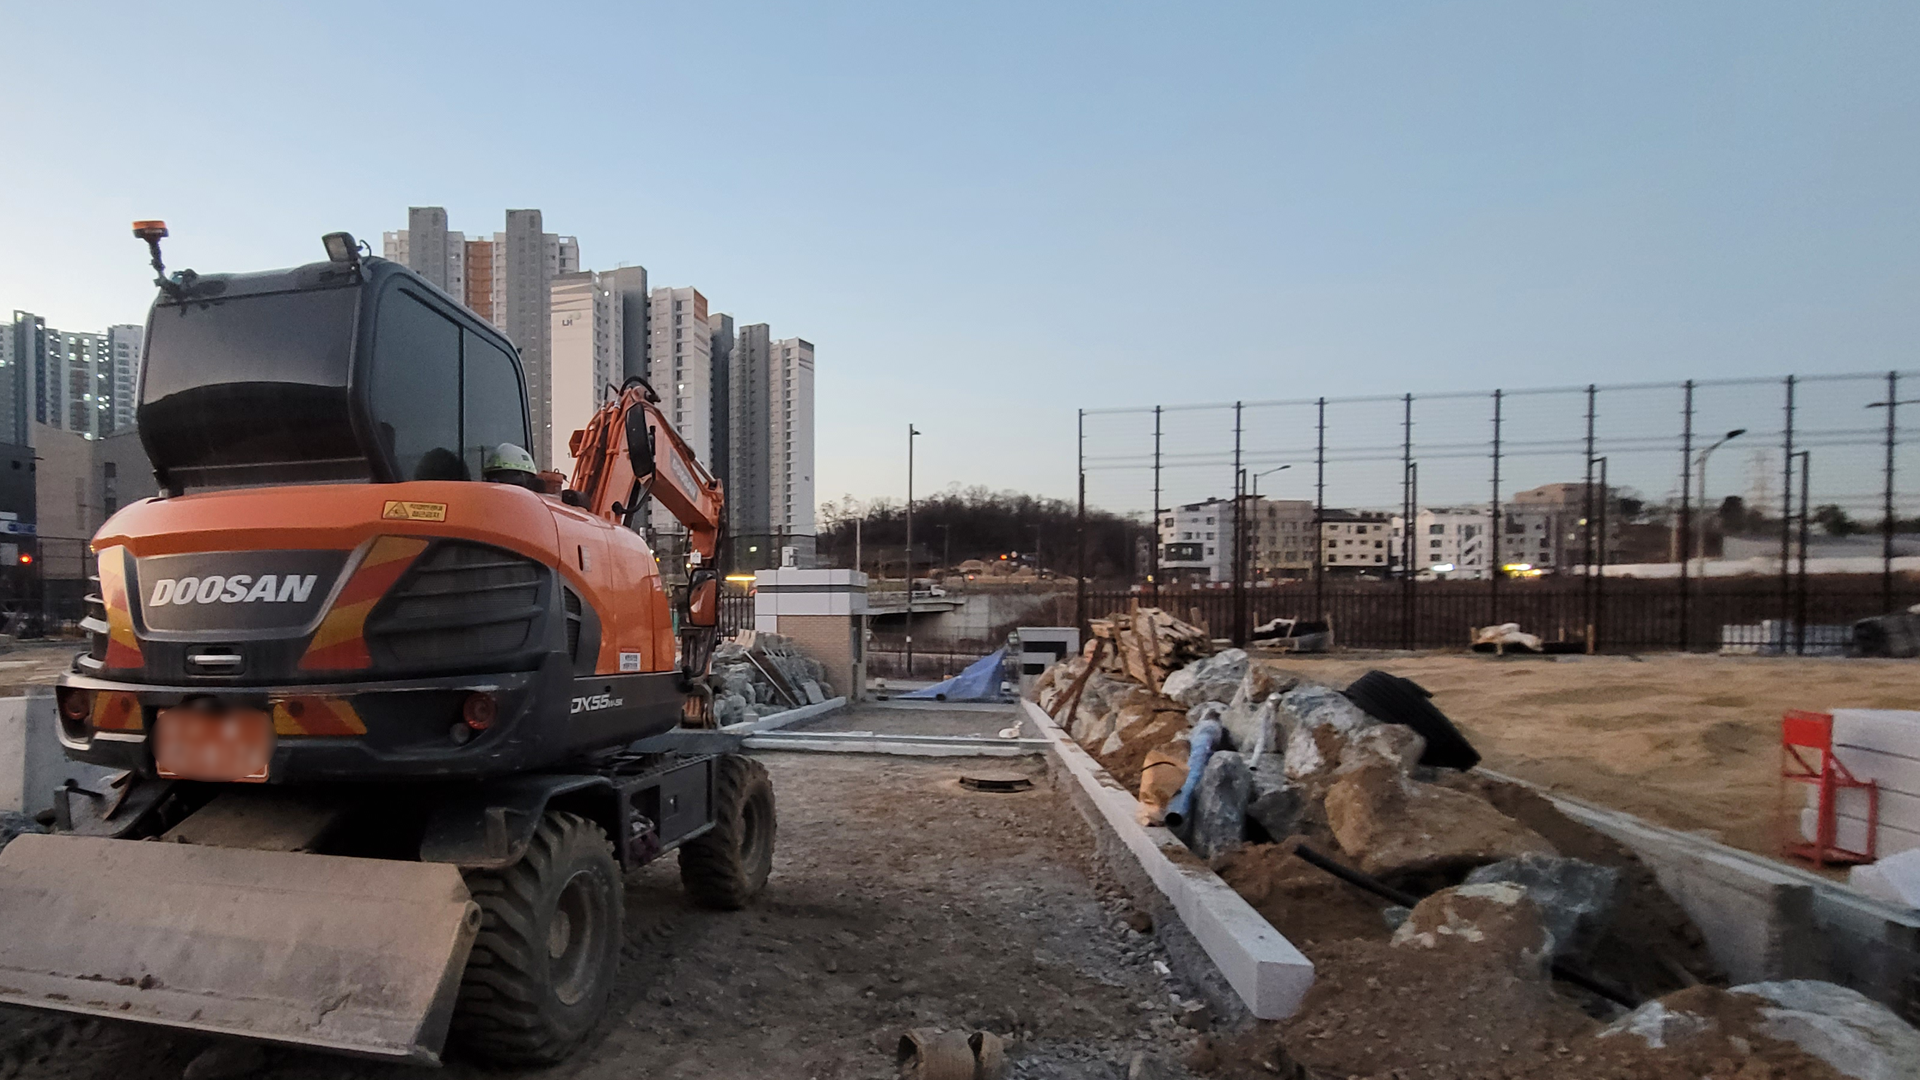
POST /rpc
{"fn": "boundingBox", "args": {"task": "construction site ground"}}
[1257,650,1917,859]
[0,746,1205,1080]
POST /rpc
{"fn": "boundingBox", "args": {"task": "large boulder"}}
[1161,649,1248,707]
[1600,981,1920,1080]
[1323,762,1556,880]
[1337,723,1427,774]
[1390,881,1555,977]
[1464,853,1620,961]
[1275,684,1377,781]
[1184,750,1252,860]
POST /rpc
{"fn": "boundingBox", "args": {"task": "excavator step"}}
[0,834,479,1063]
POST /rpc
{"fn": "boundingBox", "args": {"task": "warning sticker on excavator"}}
[382,501,447,522]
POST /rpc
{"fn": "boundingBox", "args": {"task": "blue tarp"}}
[899,647,1009,701]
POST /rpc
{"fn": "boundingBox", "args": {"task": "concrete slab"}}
[1021,698,1315,1021]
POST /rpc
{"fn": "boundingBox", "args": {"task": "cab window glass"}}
[462,328,530,479]
[371,289,464,481]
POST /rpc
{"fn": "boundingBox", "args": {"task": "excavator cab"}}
[138,233,530,495]
[0,227,759,1067]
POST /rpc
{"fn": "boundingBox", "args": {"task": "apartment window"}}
[1431,539,1443,548]
[1429,524,1444,535]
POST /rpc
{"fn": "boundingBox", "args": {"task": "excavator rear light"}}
[461,692,497,731]
[56,686,93,724]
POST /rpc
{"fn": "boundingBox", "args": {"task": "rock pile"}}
[710,630,832,726]
[1031,640,1721,1005]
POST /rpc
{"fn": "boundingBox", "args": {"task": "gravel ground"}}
[0,751,1203,1080]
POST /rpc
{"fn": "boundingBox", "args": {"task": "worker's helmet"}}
[483,443,538,483]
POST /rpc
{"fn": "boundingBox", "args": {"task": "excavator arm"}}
[567,378,727,689]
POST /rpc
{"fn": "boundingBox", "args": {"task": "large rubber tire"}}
[679,754,775,909]
[451,811,623,1065]
[1343,670,1482,771]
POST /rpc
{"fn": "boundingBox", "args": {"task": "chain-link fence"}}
[1072,371,1920,653]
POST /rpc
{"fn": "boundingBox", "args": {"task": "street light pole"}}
[905,424,920,678]
[1693,428,1746,569]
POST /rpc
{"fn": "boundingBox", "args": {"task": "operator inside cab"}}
[483,443,544,492]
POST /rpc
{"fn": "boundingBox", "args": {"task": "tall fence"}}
[1074,371,1920,652]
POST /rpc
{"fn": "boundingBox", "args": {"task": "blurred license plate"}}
[153,704,274,782]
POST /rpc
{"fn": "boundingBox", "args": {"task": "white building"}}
[548,271,621,476]
[1157,496,1317,583]
[1158,499,1231,582]
[1390,507,1492,578]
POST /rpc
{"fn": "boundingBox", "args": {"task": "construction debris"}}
[1087,607,1214,692]
[1472,621,1544,653]
[711,630,832,725]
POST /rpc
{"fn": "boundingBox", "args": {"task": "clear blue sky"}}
[4,2,1915,509]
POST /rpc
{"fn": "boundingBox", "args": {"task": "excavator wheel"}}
[679,754,776,909]
[450,811,623,1064]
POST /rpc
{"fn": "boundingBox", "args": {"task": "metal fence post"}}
[1231,401,1246,647]
[1151,404,1162,603]
[1779,376,1796,647]
[1594,455,1609,651]
[1076,409,1087,637]
[1489,389,1503,625]
[1794,450,1811,655]
[1884,371,1898,614]
[1400,393,1413,649]
[1678,381,1693,651]
[1583,385,1596,649]
[1314,397,1326,621]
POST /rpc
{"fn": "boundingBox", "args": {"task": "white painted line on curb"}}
[1021,698,1315,1020]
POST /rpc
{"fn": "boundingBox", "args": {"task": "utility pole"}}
[906,424,920,677]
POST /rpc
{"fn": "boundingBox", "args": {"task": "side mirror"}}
[624,408,654,478]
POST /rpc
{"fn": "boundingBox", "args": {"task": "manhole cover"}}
[958,772,1033,793]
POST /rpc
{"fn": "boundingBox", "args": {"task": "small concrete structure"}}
[1015,627,1079,698]
[0,691,116,817]
[753,569,868,701]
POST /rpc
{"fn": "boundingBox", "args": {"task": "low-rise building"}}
[1321,509,1392,573]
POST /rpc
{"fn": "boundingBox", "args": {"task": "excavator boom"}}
[568,377,728,687]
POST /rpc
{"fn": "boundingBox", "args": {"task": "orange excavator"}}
[0,225,773,1065]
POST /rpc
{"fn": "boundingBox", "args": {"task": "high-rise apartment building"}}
[1,313,142,444]
[768,337,815,554]
[548,272,621,475]
[707,313,733,492]
[601,266,650,382]
[499,210,554,468]
[645,287,712,534]
[728,323,772,550]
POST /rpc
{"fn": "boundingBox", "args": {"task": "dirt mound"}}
[1213,844,1393,948]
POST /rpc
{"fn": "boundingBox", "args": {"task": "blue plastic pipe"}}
[1161,718,1223,830]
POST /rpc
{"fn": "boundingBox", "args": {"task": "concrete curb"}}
[1021,698,1315,1020]
[721,696,847,734]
